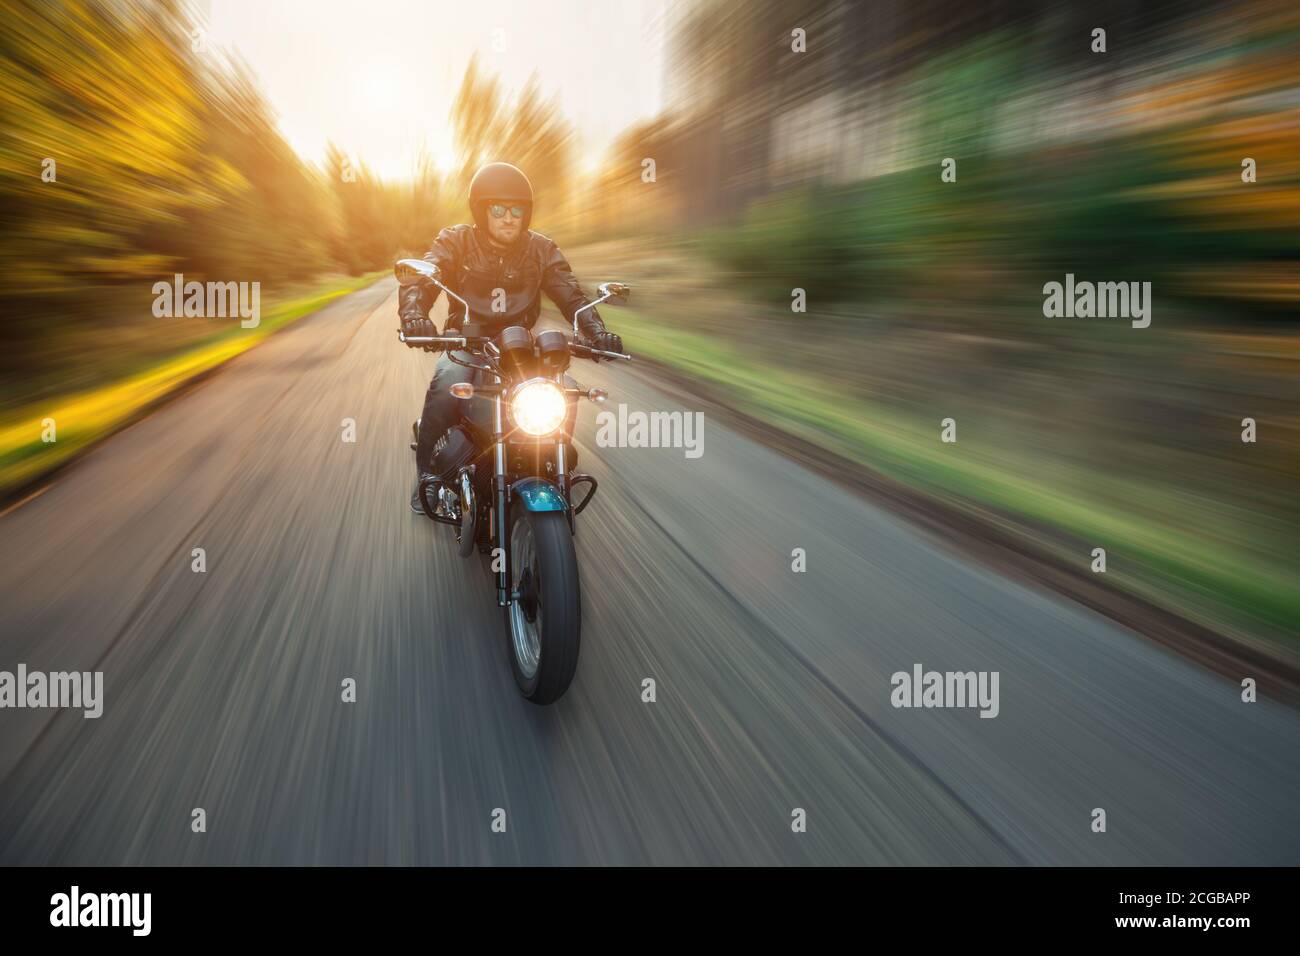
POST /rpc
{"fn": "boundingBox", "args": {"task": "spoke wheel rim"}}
[508,518,542,679]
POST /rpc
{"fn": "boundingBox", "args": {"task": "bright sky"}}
[200,0,667,181]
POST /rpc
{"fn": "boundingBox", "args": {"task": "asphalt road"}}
[1,279,1297,865]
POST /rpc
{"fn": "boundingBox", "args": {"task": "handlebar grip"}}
[572,340,631,361]
[397,330,467,346]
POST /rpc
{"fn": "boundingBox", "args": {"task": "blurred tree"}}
[449,55,573,229]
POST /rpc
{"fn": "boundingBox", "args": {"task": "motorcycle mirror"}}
[395,258,440,286]
[598,282,630,304]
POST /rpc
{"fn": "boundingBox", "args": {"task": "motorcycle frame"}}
[440,356,574,609]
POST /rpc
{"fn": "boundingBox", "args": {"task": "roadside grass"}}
[0,271,387,497]
[612,303,1299,646]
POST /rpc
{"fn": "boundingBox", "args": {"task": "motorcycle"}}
[394,258,631,705]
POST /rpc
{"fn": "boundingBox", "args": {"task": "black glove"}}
[401,314,438,346]
[591,330,624,355]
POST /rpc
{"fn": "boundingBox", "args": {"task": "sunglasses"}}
[488,203,528,220]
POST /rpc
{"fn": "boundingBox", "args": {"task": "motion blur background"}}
[2,0,1297,652]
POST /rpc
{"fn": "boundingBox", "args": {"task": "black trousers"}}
[415,352,490,472]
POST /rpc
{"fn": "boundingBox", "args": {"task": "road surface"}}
[1,279,1297,864]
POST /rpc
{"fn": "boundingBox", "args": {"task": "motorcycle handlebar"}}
[569,341,633,362]
[398,332,473,346]
[397,329,631,361]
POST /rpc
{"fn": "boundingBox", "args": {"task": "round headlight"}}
[511,379,567,436]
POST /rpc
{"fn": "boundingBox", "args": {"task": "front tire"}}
[505,502,580,704]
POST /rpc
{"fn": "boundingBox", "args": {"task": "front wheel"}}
[505,502,580,704]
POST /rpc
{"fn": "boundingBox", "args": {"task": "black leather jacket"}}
[399,224,608,338]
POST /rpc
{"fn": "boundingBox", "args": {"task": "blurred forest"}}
[7,0,1297,391]
[0,0,607,404]
[0,0,452,402]
[590,0,1300,314]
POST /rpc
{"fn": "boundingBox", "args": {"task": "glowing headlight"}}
[511,379,567,436]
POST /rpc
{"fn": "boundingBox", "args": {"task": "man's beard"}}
[490,228,520,249]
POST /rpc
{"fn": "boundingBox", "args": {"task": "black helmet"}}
[468,162,533,231]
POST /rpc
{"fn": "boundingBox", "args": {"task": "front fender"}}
[510,477,568,512]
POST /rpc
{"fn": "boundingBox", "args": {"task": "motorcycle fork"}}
[493,388,511,607]
[556,439,572,534]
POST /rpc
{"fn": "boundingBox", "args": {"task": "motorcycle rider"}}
[400,162,623,513]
